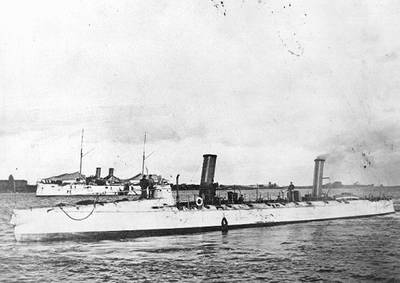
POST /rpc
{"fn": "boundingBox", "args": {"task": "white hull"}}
[36,183,141,196]
[11,199,395,242]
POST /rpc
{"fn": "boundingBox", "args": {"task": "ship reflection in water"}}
[0,192,399,282]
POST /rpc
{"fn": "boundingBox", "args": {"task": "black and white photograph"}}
[0,1,399,282]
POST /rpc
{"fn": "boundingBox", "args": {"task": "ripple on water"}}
[1,193,400,282]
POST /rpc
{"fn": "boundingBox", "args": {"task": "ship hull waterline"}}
[11,199,395,242]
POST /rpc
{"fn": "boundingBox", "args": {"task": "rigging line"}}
[58,195,99,221]
[13,177,17,210]
[129,185,139,196]
[131,189,139,196]
[82,148,95,157]
[189,163,203,183]
[145,151,155,160]
[141,132,146,176]
[79,129,84,176]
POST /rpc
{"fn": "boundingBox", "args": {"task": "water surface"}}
[1,188,399,282]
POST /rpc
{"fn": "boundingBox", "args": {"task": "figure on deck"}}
[139,175,149,199]
[148,174,155,198]
[287,182,295,202]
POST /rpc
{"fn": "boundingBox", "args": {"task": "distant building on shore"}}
[0,175,36,193]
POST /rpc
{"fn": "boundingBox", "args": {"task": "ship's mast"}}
[141,132,146,176]
[79,129,84,177]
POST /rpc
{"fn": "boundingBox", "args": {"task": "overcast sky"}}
[1,0,400,185]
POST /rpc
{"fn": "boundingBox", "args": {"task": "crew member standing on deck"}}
[139,175,149,199]
[287,182,295,202]
[148,175,155,198]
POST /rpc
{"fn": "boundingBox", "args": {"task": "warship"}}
[11,155,395,241]
[36,131,148,197]
[36,168,134,197]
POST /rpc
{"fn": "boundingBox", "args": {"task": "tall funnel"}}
[95,167,101,179]
[200,154,217,186]
[312,158,325,198]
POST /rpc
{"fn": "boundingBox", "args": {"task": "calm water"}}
[0,188,399,282]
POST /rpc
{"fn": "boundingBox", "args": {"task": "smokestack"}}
[200,154,217,186]
[95,167,101,179]
[108,168,114,177]
[312,158,325,198]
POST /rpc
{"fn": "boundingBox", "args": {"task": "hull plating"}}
[12,199,395,242]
